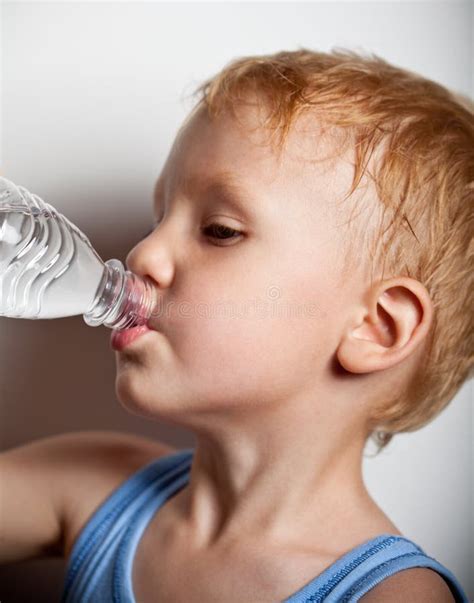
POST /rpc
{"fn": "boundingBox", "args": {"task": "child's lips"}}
[110,324,153,351]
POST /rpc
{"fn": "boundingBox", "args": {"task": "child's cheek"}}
[167,287,322,404]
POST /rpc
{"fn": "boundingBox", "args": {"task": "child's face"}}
[116,103,368,423]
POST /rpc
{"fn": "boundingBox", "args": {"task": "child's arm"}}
[0,430,176,564]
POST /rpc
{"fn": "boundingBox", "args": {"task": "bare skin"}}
[113,100,433,601]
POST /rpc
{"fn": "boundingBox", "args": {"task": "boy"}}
[1,49,471,601]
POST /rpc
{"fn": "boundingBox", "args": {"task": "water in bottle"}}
[0,177,158,330]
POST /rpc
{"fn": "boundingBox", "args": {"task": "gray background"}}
[0,1,472,601]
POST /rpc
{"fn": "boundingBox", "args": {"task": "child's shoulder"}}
[49,430,177,559]
[359,566,456,602]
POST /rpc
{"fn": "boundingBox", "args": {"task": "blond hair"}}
[194,48,474,454]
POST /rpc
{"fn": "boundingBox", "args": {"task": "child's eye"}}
[140,222,243,245]
[202,223,242,245]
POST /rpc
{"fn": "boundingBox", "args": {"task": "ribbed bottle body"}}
[0,177,157,329]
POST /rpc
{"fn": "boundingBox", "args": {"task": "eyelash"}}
[141,222,242,245]
[203,223,242,243]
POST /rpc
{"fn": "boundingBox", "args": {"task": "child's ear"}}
[336,277,434,374]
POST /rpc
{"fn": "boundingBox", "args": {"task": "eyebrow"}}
[154,171,256,219]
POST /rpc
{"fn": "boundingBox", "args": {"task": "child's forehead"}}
[188,101,348,159]
[167,103,356,198]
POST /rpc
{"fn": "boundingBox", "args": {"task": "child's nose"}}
[125,232,175,290]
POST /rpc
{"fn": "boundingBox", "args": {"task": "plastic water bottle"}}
[0,176,158,330]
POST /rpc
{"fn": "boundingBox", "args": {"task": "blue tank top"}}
[61,448,469,602]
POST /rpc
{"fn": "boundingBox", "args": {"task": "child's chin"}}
[115,385,157,419]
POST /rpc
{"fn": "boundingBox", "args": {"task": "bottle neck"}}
[83,258,156,330]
